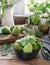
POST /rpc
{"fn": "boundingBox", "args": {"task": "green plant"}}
[1,43,15,56]
[26,0,50,27]
[0,0,19,17]
[27,0,50,13]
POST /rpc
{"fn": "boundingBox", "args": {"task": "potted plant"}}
[26,0,50,34]
[0,0,20,26]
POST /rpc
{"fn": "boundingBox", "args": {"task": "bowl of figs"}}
[14,35,43,60]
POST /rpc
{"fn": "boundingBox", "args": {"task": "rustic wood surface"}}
[0,33,25,43]
[0,0,50,65]
[0,51,50,65]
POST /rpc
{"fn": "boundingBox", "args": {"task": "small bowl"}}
[15,49,39,60]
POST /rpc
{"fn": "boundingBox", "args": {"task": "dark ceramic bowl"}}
[15,49,39,60]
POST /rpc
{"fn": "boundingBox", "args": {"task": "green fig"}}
[27,2,32,6]
[19,26,25,32]
[2,26,11,34]
[23,43,33,53]
[12,26,20,36]
[28,4,34,12]
[10,26,15,31]
[33,44,39,51]
[29,0,34,3]
[14,42,22,50]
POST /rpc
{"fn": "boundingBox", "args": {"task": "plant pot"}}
[1,7,14,26]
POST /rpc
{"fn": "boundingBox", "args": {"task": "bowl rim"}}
[14,48,39,54]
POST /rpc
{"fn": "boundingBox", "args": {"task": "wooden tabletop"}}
[0,0,50,64]
[0,50,50,65]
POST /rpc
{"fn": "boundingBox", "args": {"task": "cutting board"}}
[0,25,25,43]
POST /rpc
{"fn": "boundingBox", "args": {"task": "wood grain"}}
[0,51,50,65]
[0,33,25,43]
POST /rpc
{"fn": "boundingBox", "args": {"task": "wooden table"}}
[0,0,50,65]
[0,51,50,65]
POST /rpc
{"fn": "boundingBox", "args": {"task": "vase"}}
[1,7,14,26]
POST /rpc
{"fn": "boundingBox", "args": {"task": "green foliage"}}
[37,4,47,13]
[22,25,33,35]
[46,3,50,9]
[1,4,5,17]
[38,4,44,11]
[1,43,15,56]
[31,13,40,25]
[0,0,19,17]
[22,24,43,38]
[27,0,50,13]
[0,0,8,17]
[33,28,43,37]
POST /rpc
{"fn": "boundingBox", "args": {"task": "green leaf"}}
[31,13,40,25]
[1,43,15,56]
[22,25,33,35]
[34,28,43,37]
[10,44,15,54]
[46,4,50,9]
[37,3,47,13]
[38,4,44,11]
[25,16,31,24]
[1,43,11,56]
[1,5,5,17]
